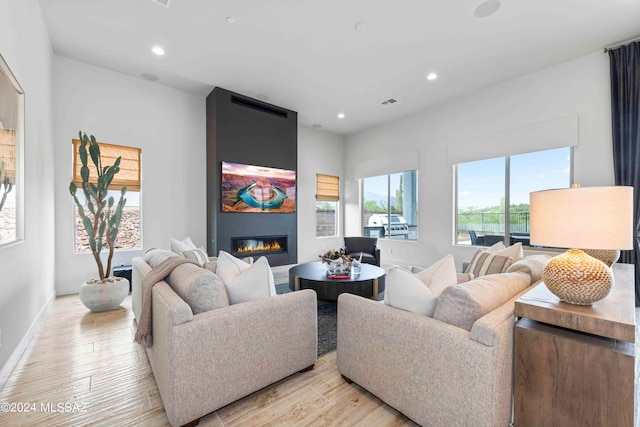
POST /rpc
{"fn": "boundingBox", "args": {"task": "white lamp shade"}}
[530,186,633,250]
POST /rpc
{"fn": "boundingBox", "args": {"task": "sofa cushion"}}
[506,254,551,284]
[466,250,513,277]
[433,271,531,331]
[224,257,275,304]
[181,248,209,267]
[170,236,197,254]
[166,263,229,314]
[384,255,457,317]
[217,251,275,297]
[144,248,181,268]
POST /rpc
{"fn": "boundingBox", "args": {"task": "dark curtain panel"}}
[609,41,640,305]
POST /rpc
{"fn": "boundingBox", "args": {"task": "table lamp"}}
[529,185,633,305]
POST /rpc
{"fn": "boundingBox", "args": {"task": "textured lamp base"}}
[543,249,614,305]
[583,249,620,267]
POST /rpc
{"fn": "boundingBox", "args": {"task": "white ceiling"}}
[39,0,640,135]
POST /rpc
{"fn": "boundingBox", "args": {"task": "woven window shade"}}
[0,129,16,184]
[72,139,141,191]
[316,174,339,201]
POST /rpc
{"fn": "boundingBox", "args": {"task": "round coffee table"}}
[288,262,386,301]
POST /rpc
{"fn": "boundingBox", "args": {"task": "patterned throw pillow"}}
[181,248,209,267]
[466,250,513,277]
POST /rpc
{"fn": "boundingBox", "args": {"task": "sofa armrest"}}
[337,293,513,427]
[151,281,194,326]
[151,289,317,426]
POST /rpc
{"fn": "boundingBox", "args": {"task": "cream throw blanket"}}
[134,256,196,347]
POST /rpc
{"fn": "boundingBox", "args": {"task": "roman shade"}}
[316,174,339,201]
[0,129,16,184]
[72,139,141,191]
[447,116,578,165]
[354,150,420,179]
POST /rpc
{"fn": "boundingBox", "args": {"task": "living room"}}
[1,0,639,426]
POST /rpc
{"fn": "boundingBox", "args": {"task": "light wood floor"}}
[0,295,417,427]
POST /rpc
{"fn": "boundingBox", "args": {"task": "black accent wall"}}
[206,87,298,266]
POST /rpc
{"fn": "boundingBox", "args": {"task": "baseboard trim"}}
[0,291,56,391]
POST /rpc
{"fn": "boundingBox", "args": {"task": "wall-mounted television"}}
[221,161,296,213]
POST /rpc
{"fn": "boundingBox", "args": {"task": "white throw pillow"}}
[216,250,276,297]
[223,257,274,304]
[384,254,458,317]
[487,242,523,262]
[170,236,197,254]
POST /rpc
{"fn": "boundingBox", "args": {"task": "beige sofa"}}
[337,255,549,427]
[132,256,318,427]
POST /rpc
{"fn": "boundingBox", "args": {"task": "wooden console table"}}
[513,263,636,426]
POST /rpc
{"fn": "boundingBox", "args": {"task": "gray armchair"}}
[342,237,381,267]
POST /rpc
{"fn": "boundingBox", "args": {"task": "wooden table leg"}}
[371,278,378,300]
[295,276,301,291]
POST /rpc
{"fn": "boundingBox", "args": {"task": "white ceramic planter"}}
[79,277,129,312]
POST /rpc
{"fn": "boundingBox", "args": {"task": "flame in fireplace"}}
[236,240,283,253]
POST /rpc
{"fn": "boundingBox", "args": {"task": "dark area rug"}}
[276,283,336,356]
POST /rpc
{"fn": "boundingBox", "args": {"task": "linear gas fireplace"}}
[231,235,288,257]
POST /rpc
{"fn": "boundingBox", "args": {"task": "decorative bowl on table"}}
[320,249,353,275]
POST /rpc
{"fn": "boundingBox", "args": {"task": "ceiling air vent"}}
[381,98,399,106]
[149,0,171,8]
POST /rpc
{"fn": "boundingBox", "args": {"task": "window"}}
[456,147,571,246]
[362,170,418,240]
[72,140,142,252]
[316,174,338,237]
[0,54,24,247]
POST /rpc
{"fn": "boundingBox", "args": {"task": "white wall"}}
[0,0,56,371]
[344,51,614,271]
[297,126,345,263]
[53,57,206,294]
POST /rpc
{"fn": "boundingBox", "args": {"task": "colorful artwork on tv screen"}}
[222,162,296,213]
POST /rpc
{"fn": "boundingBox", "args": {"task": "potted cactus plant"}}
[69,131,129,311]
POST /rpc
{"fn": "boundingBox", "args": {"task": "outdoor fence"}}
[457,211,530,235]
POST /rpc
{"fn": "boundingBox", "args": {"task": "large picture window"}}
[456,147,571,246]
[72,140,142,252]
[316,174,339,237]
[0,55,24,247]
[362,170,418,240]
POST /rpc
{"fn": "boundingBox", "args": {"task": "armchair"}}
[342,237,381,267]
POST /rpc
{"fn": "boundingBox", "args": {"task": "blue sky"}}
[457,147,570,209]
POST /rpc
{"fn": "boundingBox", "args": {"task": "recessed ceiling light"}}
[337,113,345,119]
[426,73,438,80]
[312,124,322,129]
[355,21,367,31]
[367,87,375,92]
[474,0,501,18]
[226,17,236,24]
[151,46,165,56]
[256,94,270,101]
[141,73,159,81]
